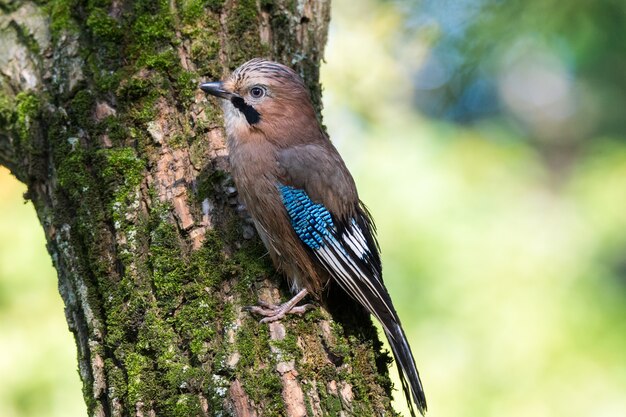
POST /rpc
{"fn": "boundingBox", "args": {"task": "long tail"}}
[299,205,427,414]
[384,321,427,416]
[315,236,428,414]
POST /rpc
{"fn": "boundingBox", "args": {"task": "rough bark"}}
[0,1,399,416]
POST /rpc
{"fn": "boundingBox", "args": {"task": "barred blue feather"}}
[279,185,334,250]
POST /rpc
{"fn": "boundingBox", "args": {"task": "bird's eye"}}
[250,86,265,99]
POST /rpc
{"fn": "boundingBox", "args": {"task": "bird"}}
[200,58,427,416]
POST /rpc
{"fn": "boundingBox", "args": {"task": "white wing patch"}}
[342,220,370,260]
[314,221,396,337]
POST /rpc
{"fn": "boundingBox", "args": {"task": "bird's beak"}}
[199,81,232,99]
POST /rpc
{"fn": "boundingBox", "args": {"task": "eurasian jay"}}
[200,58,427,416]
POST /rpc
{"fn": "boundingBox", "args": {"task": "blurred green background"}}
[0,169,85,417]
[1,0,626,415]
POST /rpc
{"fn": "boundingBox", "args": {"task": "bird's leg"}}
[245,288,314,323]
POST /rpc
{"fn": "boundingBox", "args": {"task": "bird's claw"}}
[245,301,315,323]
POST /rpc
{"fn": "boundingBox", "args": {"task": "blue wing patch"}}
[278,185,334,249]
[279,184,394,334]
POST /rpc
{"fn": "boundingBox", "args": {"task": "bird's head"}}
[200,58,319,142]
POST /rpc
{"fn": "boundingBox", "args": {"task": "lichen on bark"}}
[0,1,401,416]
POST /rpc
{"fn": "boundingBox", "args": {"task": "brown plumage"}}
[201,58,427,415]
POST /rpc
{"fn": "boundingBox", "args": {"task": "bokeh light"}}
[322,0,626,416]
[0,167,85,417]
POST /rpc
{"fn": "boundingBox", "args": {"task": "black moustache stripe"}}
[231,96,261,125]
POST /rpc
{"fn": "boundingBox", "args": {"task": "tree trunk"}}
[0,1,398,416]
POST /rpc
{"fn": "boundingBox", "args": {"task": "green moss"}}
[232,245,275,301]
[96,147,144,252]
[125,306,209,413]
[149,222,186,308]
[148,210,235,326]
[141,49,179,72]
[245,368,285,416]
[117,74,152,101]
[97,116,127,144]
[320,385,343,416]
[0,94,13,128]
[167,394,203,416]
[46,0,80,39]
[105,290,150,349]
[127,0,177,77]
[8,91,43,175]
[175,70,197,103]
[329,321,351,359]
[178,0,225,18]
[173,239,238,358]
[138,309,176,355]
[57,151,92,198]
[133,99,160,125]
[97,148,144,193]
[132,11,174,46]
[92,68,122,94]
[236,319,270,368]
[167,132,185,148]
[15,91,40,143]
[173,300,217,357]
[105,358,128,399]
[126,351,158,404]
[105,221,240,415]
[68,89,96,128]
[227,0,267,66]
[179,0,204,23]
[86,6,124,64]
[232,311,287,416]
[188,24,221,77]
[270,332,300,362]
[188,138,209,172]
[189,233,238,286]
[87,8,122,41]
